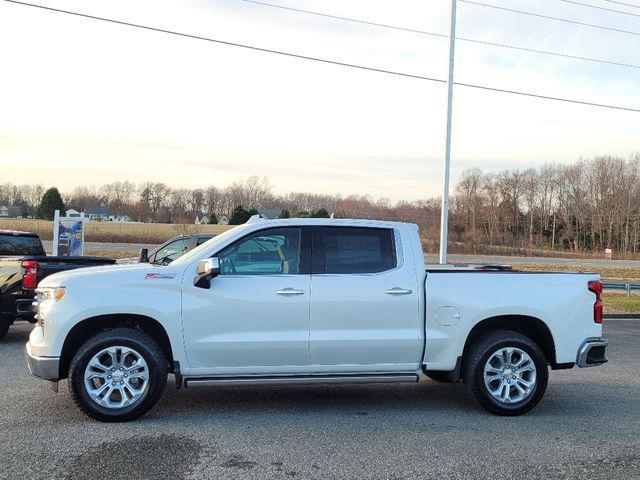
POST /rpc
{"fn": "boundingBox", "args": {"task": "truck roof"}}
[0,230,38,237]
[243,217,418,229]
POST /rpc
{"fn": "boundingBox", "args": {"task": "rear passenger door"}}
[309,226,422,372]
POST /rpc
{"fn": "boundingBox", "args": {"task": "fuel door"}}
[436,306,461,326]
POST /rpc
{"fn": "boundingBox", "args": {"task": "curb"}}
[604,313,640,319]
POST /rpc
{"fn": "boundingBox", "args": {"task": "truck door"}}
[309,226,422,372]
[181,227,311,374]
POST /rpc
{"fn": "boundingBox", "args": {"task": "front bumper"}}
[577,338,608,368]
[26,342,60,381]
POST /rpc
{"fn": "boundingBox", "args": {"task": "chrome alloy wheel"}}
[483,347,537,404]
[84,346,150,409]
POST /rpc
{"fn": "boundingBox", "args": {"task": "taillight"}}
[588,280,603,324]
[21,260,39,290]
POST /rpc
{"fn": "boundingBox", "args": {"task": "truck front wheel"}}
[68,328,167,422]
[463,330,548,416]
[0,316,11,340]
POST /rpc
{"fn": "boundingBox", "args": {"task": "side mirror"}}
[139,248,149,263]
[194,257,220,289]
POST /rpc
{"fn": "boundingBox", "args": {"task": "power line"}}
[459,0,640,36]
[600,0,640,9]
[456,36,640,69]
[239,0,640,70]
[240,0,447,38]
[3,0,640,114]
[561,0,640,17]
[1,0,443,82]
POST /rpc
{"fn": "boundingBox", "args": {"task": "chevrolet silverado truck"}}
[25,219,608,422]
[0,230,115,339]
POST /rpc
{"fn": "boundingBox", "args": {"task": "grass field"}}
[603,293,640,314]
[0,219,233,244]
[517,263,640,281]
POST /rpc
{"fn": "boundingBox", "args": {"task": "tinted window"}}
[152,237,190,264]
[196,236,212,246]
[316,227,396,274]
[0,235,45,256]
[218,228,301,275]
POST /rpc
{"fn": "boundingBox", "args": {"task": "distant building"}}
[195,215,210,225]
[218,215,229,225]
[84,204,132,222]
[65,209,81,218]
[0,205,23,218]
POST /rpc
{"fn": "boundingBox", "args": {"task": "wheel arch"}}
[59,314,174,379]
[462,315,558,372]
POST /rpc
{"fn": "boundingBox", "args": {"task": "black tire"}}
[68,328,167,422]
[425,371,456,383]
[0,316,11,341]
[463,330,548,416]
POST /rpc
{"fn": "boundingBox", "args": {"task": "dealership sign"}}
[52,210,85,256]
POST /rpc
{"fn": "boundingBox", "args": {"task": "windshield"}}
[171,225,242,266]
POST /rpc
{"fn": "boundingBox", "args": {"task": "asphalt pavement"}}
[1,321,638,480]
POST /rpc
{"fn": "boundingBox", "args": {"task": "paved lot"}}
[1,321,639,480]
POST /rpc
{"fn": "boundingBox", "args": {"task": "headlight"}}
[36,287,67,303]
[35,287,66,327]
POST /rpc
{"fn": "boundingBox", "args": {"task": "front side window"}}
[152,237,190,265]
[315,227,396,274]
[217,228,302,275]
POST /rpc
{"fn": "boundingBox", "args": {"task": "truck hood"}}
[39,263,184,288]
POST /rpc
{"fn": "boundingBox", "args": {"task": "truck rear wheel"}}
[68,328,167,422]
[463,330,548,416]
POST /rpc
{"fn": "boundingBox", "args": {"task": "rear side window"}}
[314,227,396,274]
[0,235,45,256]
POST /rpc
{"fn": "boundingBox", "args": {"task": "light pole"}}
[439,0,457,264]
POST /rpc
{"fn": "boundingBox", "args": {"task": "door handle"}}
[385,287,413,295]
[276,288,305,296]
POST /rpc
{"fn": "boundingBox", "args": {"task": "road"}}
[426,253,640,268]
[1,321,638,480]
[42,240,158,254]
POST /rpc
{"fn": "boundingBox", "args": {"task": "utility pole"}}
[439,0,457,264]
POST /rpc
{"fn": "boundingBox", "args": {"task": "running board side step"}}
[184,373,419,388]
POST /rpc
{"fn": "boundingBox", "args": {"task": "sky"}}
[0,0,639,201]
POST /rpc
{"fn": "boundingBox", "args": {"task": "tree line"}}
[1,154,639,254]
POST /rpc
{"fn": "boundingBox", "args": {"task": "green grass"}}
[603,293,640,314]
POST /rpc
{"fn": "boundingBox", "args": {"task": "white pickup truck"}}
[26,218,608,422]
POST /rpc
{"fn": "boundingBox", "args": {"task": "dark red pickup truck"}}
[0,230,115,339]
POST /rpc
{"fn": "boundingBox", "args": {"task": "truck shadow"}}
[1,322,32,344]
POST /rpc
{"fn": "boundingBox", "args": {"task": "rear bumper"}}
[26,342,60,381]
[576,338,608,368]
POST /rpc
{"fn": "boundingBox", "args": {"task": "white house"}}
[65,209,81,218]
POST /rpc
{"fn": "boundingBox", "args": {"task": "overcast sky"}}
[1,0,638,201]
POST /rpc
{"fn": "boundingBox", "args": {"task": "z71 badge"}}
[144,273,176,280]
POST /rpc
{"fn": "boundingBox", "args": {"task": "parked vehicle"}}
[119,234,215,266]
[25,219,607,421]
[0,230,115,339]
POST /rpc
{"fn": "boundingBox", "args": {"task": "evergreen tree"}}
[312,208,330,218]
[229,205,251,224]
[37,187,64,220]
